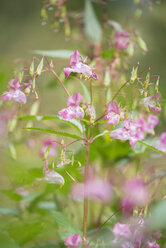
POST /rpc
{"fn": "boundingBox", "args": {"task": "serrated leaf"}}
[85,0,102,43]
[21,115,83,133]
[25,127,82,139]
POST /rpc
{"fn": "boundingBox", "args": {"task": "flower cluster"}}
[110,115,158,147]
[59,92,84,120]
[112,219,160,248]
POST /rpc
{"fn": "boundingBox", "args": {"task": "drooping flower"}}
[115,30,130,50]
[39,160,64,185]
[141,92,162,114]
[104,101,124,125]
[1,77,26,104]
[64,50,98,79]
[122,178,149,213]
[59,92,84,121]
[64,233,82,248]
[86,105,96,120]
[71,176,112,202]
[40,138,57,157]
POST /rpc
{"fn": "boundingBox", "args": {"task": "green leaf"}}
[148,200,166,230]
[138,140,166,156]
[0,231,20,248]
[52,211,82,240]
[33,49,77,59]
[8,221,44,245]
[79,80,91,104]
[21,115,83,133]
[25,127,82,139]
[85,0,102,43]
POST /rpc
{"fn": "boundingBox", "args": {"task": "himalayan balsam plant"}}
[0,0,166,248]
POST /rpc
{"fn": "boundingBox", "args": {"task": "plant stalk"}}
[83,142,90,246]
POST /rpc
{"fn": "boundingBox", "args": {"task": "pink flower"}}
[104,101,124,125]
[1,77,26,104]
[155,132,166,153]
[122,178,149,213]
[67,92,83,107]
[71,177,112,202]
[64,233,82,248]
[112,223,132,240]
[141,92,162,114]
[64,50,98,79]
[40,138,57,157]
[115,31,130,50]
[146,241,160,248]
[110,115,158,147]
[59,92,84,120]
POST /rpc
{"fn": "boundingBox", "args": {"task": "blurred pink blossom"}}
[64,50,97,79]
[122,178,149,213]
[64,233,82,248]
[71,177,112,202]
[115,31,130,50]
[67,92,83,107]
[1,77,26,104]
[155,132,166,153]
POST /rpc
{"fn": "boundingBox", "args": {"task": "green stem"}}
[83,142,90,246]
[50,69,70,97]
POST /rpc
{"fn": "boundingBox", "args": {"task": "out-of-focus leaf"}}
[0,208,19,216]
[138,140,166,156]
[102,49,115,59]
[8,221,44,245]
[21,115,83,134]
[25,127,82,139]
[148,200,166,230]
[8,143,17,160]
[21,192,43,204]
[135,35,148,52]
[52,211,82,240]
[33,50,75,59]
[108,20,123,32]
[3,190,22,202]
[0,231,20,248]
[37,201,56,211]
[85,0,102,43]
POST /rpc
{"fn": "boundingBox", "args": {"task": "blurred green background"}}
[0,0,166,91]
